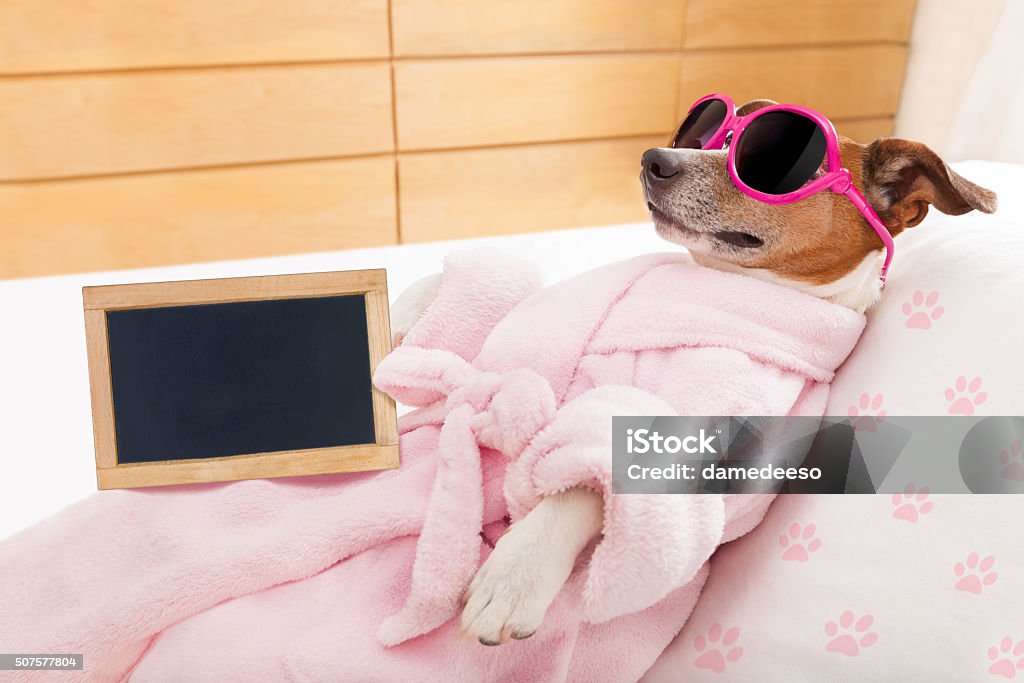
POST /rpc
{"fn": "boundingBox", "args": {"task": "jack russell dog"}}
[388,98,997,646]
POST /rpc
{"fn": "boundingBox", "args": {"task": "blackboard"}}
[107,295,375,464]
[83,270,398,489]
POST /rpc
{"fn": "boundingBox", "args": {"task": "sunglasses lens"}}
[672,98,728,149]
[735,111,827,195]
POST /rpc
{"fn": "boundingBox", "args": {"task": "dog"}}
[389,98,997,646]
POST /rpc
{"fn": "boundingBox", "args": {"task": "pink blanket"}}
[0,250,864,682]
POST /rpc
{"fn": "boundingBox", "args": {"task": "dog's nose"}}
[642,148,683,183]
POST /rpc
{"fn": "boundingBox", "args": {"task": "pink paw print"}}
[946,376,988,415]
[891,483,933,523]
[693,623,743,674]
[825,610,877,656]
[778,522,821,563]
[848,393,887,432]
[1000,440,1024,483]
[954,552,998,594]
[988,636,1024,678]
[902,290,944,329]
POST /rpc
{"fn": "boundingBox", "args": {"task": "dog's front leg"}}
[460,487,603,646]
[390,273,442,347]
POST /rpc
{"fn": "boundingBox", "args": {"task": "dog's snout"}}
[642,148,683,183]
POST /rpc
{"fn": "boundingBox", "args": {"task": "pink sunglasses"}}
[672,93,894,285]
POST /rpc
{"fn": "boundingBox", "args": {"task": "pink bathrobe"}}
[0,250,864,682]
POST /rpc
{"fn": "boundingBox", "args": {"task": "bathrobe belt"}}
[373,345,558,646]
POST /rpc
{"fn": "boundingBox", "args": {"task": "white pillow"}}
[829,160,1024,418]
[644,161,1024,682]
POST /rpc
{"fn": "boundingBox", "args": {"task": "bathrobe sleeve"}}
[401,248,543,361]
[502,384,728,625]
[502,347,811,624]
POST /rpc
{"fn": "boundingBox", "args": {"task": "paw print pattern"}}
[902,290,945,329]
[988,637,1024,679]
[693,623,743,674]
[825,611,877,657]
[848,393,887,432]
[778,522,821,563]
[946,376,988,416]
[954,552,998,594]
[891,484,933,523]
[1000,440,1024,483]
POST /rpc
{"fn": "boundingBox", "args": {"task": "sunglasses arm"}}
[831,171,895,287]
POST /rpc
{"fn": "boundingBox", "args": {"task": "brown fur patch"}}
[863,137,998,230]
[644,100,998,288]
[728,138,999,285]
[759,140,885,285]
[759,137,997,285]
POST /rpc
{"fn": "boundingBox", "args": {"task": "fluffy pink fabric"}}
[0,249,863,682]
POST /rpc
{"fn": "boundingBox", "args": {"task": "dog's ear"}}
[863,138,997,234]
[736,99,777,116]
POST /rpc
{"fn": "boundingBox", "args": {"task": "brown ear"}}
[863,138,998,235]
[736,99,777,116]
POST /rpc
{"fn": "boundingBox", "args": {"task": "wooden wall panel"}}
[678,45,908,121]
[392,0,687,56]
[399,136,661,243]
[0,2,917,278]
[684,0,916,49]
[835,117,894,143]
[394,55,680,150]
[0,63,393,181]
[0,0,389,75]
[0,157,397,279]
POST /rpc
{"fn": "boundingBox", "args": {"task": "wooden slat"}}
[0,63,393,181]
[0,0,389,75]
[97,444,400,489]
[83,308,117,470]
[365,288,398,447]
[678,45,908,122]
[684,0,916,49]
[399,136,661,242]
[0,157,397,279]
[395,55,684,151]
[395,55,681,150]
[834,117,894,143]
[82,270,389,310]
[392,0,687,56]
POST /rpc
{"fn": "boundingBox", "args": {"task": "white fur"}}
[693,250,884,313]
[780,252,885,313]
[460,488,603,645]
[391,278,607,644]
[390,274,606,644]
[390,273,443,347]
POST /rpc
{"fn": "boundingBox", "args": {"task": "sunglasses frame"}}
[676,93,894,285]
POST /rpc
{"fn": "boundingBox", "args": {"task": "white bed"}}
[2,160,1023,681]
[0,223,671,541]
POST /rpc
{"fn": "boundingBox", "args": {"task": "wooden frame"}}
[82,269,399,490]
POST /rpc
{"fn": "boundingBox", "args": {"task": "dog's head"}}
[641,99,998,311]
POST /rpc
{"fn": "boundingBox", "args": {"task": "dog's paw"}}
[390,273,442,347]
[459,523,573,646]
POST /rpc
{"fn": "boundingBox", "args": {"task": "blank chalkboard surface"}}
[83,270,398,489]
[107,295,375,463]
